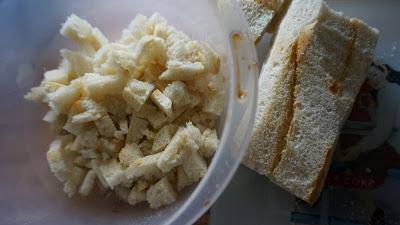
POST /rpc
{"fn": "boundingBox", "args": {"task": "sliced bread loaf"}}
[243,0,326,176]
[272,9,379,204]
[244,0,378,203]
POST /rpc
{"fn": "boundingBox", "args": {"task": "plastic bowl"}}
[0,0,258,224]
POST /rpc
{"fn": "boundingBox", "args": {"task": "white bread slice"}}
[272,15,378,203]
[239,0,288,42]
[244,0,326,177]
[244,0,378,204]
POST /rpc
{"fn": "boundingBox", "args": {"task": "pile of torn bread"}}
[25,13,223,209]
[240,0,378,204]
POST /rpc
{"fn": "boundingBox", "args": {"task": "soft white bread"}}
[151,89,173,118]
[182,151,207,183]
[118,143,143,167]
[244,0,326,177]
[244,0,378,204]
[61,14,108,53]
[152,124,178,153]
[95,114,116,138]
[122,79,154,112]
[98,159,125,189]
[272,15,378,203]
[79,170,97,196]
[125,152,163,180]
[127,114,149,144]
[239,0,288,42]
[157,122,202,173]
[127,183,147,206]
[199,128,219,158]
[146,177,176,209]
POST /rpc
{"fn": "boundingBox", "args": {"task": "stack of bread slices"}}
[239,0,379,203]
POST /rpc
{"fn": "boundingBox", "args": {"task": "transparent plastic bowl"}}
[0,0,258,224]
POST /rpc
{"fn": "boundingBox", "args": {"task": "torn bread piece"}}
[44,69,69,85]
[98,159,125,189]
[43,109,67,133]
[127,182,147,206]
[48,79,82,113]
[60,49,93,79]
[202,91,224,116]
[150,89,173,118]
[163,81,192,109]
[46,139,74,183]
[82,73,126,99]
[177,166,192,191]
[126,114,149,144]
[72,99,106,124]
[125,152,163,180]
[159,61,204,81]
[101,95,127,117]
[119,14,153,45]
[157,122,202,173]
[142,128,156,141]
[93,43,136,76]
[239,0,288,42]
[95,114,117,138]
[199,128,219,158]
[63,166,86,197]
[136,104,168,129]
[74,128,99,149]
[90,159,109,189]
[152,124,178,153]
[99,137,123,155]
[133,35,167,71]
[245,0,378,204]
[119,143,143,167]
[79,170,97,196]
[123,79,154,111]
[61,14,108,53]
[146,177,176,209]
[182,151,207,184]
[138,139,154,156]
